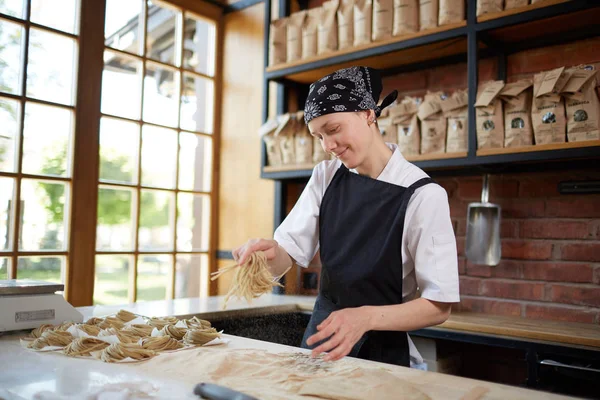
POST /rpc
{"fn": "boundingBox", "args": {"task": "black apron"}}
[300,164,434,367]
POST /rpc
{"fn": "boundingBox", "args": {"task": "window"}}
[94,0,216,304]
[0,0,80,285]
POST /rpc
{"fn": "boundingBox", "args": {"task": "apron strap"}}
[407,177,435,191]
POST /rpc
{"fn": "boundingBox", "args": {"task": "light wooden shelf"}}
[405,151,468,162]
[263,163,317,173]
[476,140,600,157]
[477,0,572,23]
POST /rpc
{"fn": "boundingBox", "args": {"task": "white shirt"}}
[274,143,460,304]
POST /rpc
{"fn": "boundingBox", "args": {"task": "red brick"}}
[519,180,560,197]
[457,178,483,200]
[383,70,427,94]
[490,180,519,198]
[478,58,497,83]
[481,279,546,301]
[427,64,467,91]
[501,220,519,238]
[457,296,522,317]
[437,179,457,199]
[448,200,468,219]
[466,262,492,278]
[551,284,600,307]
[456,237,466,257]
[456,219,467,236]
[459,276,481,296]
[498,199,546,218]
[522,262,593,283]
[561,243,600,262]
[502,240,553,261]
[594,267,600,285]
[521,220,594,240]
[466,260,523,279]
[458,257,466,275]
[546,196,600,218]
[525,304,597,324]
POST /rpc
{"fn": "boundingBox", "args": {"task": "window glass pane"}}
[143,62,179,127]
[178,132,211,192]
[97,186,135,251]
[20,179,69,251]
[94,255,132,305]
[177,193,209,252]
[99,117,139,184]
[0,257,9,280]
[101,51,142,120]
[0,177,14,251]
[0,18,24,95]
[141,125,176,189]
[175,253,207,299]
[139,189,174,251]
[183,15,215,77]
[0,96,19,172]
[180,73,213,134]
[27,28,77,105]
[18,256,64,283]
[137,254,171,301]
[105,0,143,55]
[30,0,79,35]
[146,0,179,66]
[0,0,25,19]
[23,102,73,177]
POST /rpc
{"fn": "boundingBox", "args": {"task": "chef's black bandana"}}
[303,66,398,125]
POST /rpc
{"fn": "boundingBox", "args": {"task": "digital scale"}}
[0,279,83,333]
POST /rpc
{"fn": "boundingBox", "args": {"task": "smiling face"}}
[308,110,378,169]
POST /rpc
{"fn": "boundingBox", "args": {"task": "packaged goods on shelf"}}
[287,11,306,63]
[372,0,394,41]
[393,0,419,35]
[295,112,314,164]
[505,0,529,9]
[532,67,567,144]
[391,97,421,155]
[475,80,505,149]
[420,0,439,31]
[261,118,283,166]
[562,66,600,142]
[418,91,447,154]
[354,0,373,46]
[276,114,297,165]
[500,79,534,148]
[302,8,320,58]
[378,111,396,144]
[318,0,340,54]
[439,0,465,26]
[269,18,288,66]
[338,0,355,50]
[476,0,503,17]
[441,90,468,152]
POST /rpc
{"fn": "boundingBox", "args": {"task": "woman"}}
[233,66,459,367]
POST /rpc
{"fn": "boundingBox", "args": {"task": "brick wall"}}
[383,38,600,324]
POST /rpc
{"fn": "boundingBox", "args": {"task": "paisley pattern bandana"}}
[304,66,398,125]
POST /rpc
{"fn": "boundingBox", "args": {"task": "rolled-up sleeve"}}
[273,164,324,267]
[405,185,460,303]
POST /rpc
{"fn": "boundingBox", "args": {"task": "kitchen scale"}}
[0,279,83,333]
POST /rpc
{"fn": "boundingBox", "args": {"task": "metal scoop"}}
[465,174,502,266]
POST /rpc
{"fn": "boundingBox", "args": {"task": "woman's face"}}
[307,111,374,169]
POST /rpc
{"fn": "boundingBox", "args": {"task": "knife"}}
[193,382,260,400]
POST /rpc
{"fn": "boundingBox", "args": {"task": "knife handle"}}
[193,382,259,400]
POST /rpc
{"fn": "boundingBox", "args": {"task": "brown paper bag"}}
[319,0,340,55]
[338,0,355,50]
[439,0,465,26]
[500,79,534,148]
[275,114,296,165]
[261,119,283,166]
[505,0,529,9]
[287,11,306,63]
[441,90,468,152]
[476,0,503,17]
[391,98,421,155]
[302,8,320,59]
[378,115,396,144]
[562,67,600,142]
[419,92,447,154]
[393,0,419,35]
[294,112,314,164]
[354,0,373,46]
[269,18,288,66]
[532,70,566,145]
[372,0,394,41]
[419,0,438,30]
[475,80,505,149]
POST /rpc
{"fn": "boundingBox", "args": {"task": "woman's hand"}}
[232,238,279,265]
[306,306,373,362]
